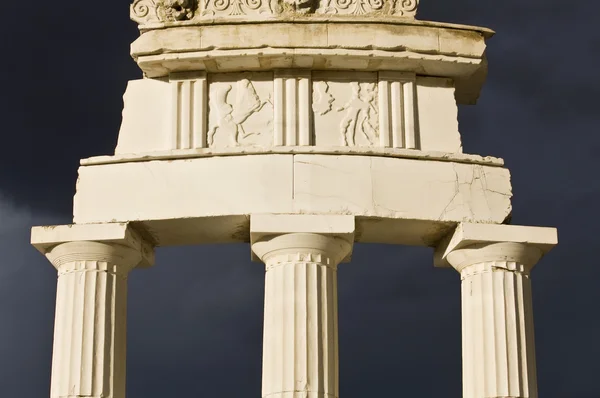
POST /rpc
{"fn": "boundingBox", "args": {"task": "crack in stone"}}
[438,164,511,221]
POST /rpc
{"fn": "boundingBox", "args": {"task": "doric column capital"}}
[446,242,544,274]
[253,233,352,270]
[250,214,355,264]
[45,241,143,276]
[31,222,155,270]
[434,222,558,273]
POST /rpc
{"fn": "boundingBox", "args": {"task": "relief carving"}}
[276,0,319,13]
[316,0,417,16]
[131,0,160,24]
[202,0,273,17]
[162,0,197,20]
[391,0,418,16]
[131,0,197,24]
[318,0,383,15]
[208,77,273,147]
[336,82,378,146]
[131,0,418,23]
[312,82,334,116]
[313,75,380,147]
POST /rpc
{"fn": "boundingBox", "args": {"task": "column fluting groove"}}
[448,242,541,398]
[47,241,141,398]
[254,233,351,398]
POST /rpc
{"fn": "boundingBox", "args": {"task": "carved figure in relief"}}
[131,0,418,23]
[336,82,378,146]
[312,82,334,115]
[162,0,197,20]
[208,79,271,147]
[276,0,319,13]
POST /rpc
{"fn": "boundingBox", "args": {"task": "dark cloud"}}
[0,0,598,397]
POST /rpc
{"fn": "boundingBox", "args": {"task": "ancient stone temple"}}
[31,1,558,397]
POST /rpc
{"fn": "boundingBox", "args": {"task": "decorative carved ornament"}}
[131,0,418,24]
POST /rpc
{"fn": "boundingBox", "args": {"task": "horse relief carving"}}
[208,78,273,147]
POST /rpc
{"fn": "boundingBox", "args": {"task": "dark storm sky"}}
[0,0,598,396]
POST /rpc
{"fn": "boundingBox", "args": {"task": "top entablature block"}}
[130,0,494,104]
[131,0,423,25]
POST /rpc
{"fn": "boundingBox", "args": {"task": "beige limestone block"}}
[416,76,462,153]
[116,79,171,154]
[73,155,295,224]
[73,155,512,228]
[71,151,504,246]
[436,223,558,398]
[253,226,353,398]
[292,155,512,223]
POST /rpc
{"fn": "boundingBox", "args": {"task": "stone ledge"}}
[130,20,491,103]
[81,147,505,167]
[133,15,494,39]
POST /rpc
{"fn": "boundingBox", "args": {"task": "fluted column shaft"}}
[253,233,352,398]
[46,241,142,398]
[447,242,543,398]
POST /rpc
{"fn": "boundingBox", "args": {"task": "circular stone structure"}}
[32,1,558,398]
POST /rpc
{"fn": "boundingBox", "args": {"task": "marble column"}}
[446,241,544,398]
[45,241,144,398]
[253,233,352,398]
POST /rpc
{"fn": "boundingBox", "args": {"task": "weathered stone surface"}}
[116,73,462,154]
[435,224,557,398]
[131,0,421,24]
[31,224,155,398]
[72,154,512,246]
[130,21,490,104]
[31,3,559,398]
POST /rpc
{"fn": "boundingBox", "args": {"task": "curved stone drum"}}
[31,1,557,397]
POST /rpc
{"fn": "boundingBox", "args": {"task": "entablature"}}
[129,17,492,104]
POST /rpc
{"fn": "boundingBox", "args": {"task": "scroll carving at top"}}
[131,0,198,24]
[131,0,418,24]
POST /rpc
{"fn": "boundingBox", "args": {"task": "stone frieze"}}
[131,0,419,24]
